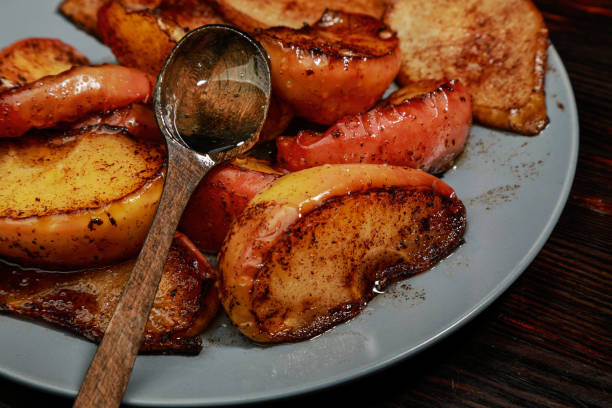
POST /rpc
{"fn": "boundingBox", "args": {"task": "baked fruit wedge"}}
[97,0,225,77]
[0,233,218,355]
[0,64,153,138]
[71,103,161,141]
[0,38,89,93]
[0,125,165,269]
[59,0,161,37]
[208,0,386,31]
[97,1,185,77]
[384,0,548,135]
[257,10,401,125]
[277,80,472,173]
[219,164,466,342]
[180,156,283,253]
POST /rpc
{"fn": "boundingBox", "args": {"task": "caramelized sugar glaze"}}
[0,234,218,354]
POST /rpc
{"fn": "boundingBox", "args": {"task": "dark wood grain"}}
[0,1,610,407]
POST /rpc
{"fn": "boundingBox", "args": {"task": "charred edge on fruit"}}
[381,80,465,108]
[247,187,466,342]
[0,237,211,354]
[257,12,398,60]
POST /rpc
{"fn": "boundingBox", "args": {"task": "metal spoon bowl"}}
[74,25,271,408]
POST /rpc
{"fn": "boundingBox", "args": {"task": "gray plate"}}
[0,1,578,406]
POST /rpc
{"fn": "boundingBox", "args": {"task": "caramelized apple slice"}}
[384,0,548,135]
[277,80,472,173]
[97,1,184,77]
[209,0,386,31]
[0,125,164,269]
[0,38,89,93]
[71,103,161,141]
[219,164,466,342]
[157,0,226,30]
[59,0,161,37]
[0,233,218,355]
[180,156,282,253]
[257,10,401,125]
[0,64,153,138]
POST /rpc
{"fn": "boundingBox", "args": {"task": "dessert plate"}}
[0,1,578,405]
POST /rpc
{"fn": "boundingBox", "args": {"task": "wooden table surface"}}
[1,0,610,407]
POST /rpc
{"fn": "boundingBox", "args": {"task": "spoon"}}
[74,25,271,408]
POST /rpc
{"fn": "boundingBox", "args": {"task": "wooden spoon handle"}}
[74,145,211,408]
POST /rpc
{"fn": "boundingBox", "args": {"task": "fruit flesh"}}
[258,10,401,125]
[0,126,165,269]
[219,164,465,342]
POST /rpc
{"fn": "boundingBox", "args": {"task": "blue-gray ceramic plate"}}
[0,1,578,405]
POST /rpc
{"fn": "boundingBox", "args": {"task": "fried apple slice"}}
[95,0,223,76]
[59,0,160,37]
[71,103,161,141]
[276,80,471,173]
[0,64,153,138]
[97,0,184,76]
[384,0,548,135]
[180,156,282,253]
[0,233,218,354]
[219,164,466,342]
[0,38,89,93]
[209,0,386,31]
[158,0,226,30]
[0,125,164,269]
[257,10,401,125]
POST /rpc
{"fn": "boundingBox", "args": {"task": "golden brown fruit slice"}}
[180,156,282,253]
[0,38,89,93]
[384,0,548,135]
[0,125,165,269]
[157,0,226,30]
[257,10,401,125]
[0,64,153,138]
[97,1,184,77]
[219,164,466,342]
[0,233,218,355]
[209,0,386,31]
[95,1,224,77]
[276,80,472,174]
[59,0,160,37]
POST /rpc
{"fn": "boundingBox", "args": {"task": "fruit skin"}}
[257,10,401,125]
[0,64,153,138]
[179,157,282,253]
[277,80,472,174]
[218,164,466,343]
[0,126,165,269]
[0,37,89,93]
